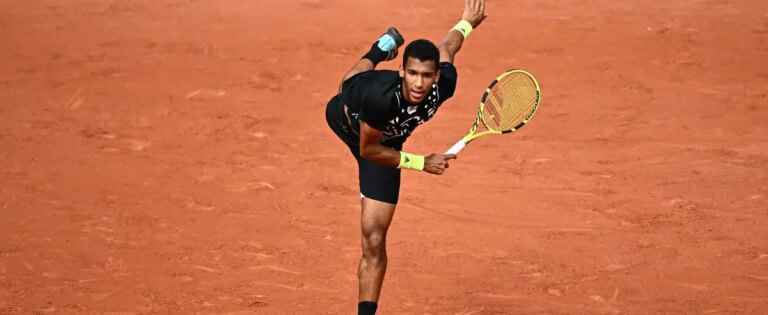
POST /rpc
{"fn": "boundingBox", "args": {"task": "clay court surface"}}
[1,0,767,314]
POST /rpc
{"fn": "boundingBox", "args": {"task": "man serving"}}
[324,1,487,313]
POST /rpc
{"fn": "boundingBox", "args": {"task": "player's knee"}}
[362,232,387,259]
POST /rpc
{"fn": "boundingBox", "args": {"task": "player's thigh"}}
[360,197,397,239]
[356,147,402,238]
[358,158,401,205]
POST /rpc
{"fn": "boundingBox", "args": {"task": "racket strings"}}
[483,73,538,131]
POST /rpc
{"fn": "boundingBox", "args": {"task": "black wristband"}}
[362,42,388,66]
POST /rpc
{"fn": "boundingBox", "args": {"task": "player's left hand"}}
[462,0,487,28]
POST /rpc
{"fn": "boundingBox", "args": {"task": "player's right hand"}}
[424,154,457,175]
[461,0,487,28]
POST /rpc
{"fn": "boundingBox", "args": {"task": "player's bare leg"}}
[358,196,396,314]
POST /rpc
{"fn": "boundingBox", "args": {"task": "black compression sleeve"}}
[363,42,388,66]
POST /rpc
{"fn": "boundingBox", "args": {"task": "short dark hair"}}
[402,39,440,69]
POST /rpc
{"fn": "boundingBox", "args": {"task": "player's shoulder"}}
[439,62,457,76]
[439,61,456,69]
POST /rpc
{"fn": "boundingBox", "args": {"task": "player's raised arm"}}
[439,0,487,64]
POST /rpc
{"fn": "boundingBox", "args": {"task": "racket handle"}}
[445,140,466,155]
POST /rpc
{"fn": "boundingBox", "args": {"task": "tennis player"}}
[324,1,486,313]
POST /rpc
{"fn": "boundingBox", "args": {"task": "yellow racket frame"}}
[445,69,541,155]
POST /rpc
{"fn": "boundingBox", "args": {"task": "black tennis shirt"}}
[340,62,458,147]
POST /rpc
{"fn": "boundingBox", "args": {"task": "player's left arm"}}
[439,0,487,64]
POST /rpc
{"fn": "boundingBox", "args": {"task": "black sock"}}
[362,42,388,66]
[358,301,378,315]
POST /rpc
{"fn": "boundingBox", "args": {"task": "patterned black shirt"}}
[341,62,458,147]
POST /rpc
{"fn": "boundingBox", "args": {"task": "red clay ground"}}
[1,0,767,314]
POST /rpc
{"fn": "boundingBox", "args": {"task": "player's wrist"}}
[398,151,425,171]
[451,20,474,39]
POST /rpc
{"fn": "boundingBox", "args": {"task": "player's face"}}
[400,57,440,104]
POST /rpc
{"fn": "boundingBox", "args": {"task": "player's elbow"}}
[359,146,375,160]
[359,142,386,161]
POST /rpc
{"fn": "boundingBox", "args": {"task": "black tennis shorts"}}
[325,94,402,204]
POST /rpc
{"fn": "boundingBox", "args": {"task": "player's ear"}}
[399,66,404,78]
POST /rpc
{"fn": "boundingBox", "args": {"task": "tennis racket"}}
[445,69,542,155]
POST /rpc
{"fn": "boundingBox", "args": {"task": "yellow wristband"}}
[452,20,474,39]
[398,152,425,171]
